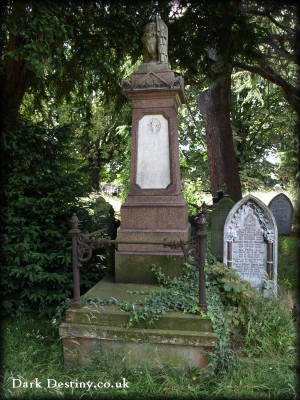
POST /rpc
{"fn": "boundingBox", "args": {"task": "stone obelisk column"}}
[115,15,190,283]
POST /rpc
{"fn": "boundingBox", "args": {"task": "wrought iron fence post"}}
[197,213,207,311]
[69,213,81,307]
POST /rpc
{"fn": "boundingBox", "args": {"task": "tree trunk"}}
[91,167,100,192]
[197,73,242,202]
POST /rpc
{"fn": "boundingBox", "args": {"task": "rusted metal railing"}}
[69,204,207,312]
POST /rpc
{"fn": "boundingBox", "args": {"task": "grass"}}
[278,236,299,290]
[1,206,298,399]
[1,318,298,399]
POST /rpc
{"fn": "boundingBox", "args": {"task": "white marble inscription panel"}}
[136,114,170,189]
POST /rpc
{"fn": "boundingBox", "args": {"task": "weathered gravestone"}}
[268,193,293,235]
[211,197,235,261]
[115,14,191,283]
[92,196,120,239]
[223,195,277,297]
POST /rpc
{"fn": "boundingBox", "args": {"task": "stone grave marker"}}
[60,15,216,371]
[115,14,190,283]
[211,197,235,261]
[223,194,277,297]
[268,193,293,235]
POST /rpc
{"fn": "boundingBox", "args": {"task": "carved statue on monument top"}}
[142,21,157,62]
[121,13,184,99]
[156,14,168,64]
[138,14,170,73]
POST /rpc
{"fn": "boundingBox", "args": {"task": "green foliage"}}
[278,236,299,290]
[2,1,172,124]
[2,317,297,399]
[82,262,237,375]
[178,71,297,193]
[277,122,299,192]
[206,262,296,360]
[84,263,203,327]
[231,71,297,191]
[206,262,255,328]
[243,296,296,359]
[205,286,236,376]
[81,256,296,371]
[178,85,210,191]
[1,122,108,316]
[182,179,205,214]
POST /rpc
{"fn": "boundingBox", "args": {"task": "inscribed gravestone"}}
[223,195,277,297]
[115,15,190,283]
[268,193,293,235]
[136,115,170,189]
[211,197,235,260]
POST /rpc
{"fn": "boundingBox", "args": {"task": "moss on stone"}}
[115,253,184,284]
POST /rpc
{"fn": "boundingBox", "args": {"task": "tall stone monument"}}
[115,15,190,283]
[59,17,217,370]
[223,195,278,297]
[268,193,294,235]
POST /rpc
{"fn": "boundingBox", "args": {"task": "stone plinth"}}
[115,70,190,283]
[59,276,217,369]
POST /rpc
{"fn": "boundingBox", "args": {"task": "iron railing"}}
[69,205,207,312]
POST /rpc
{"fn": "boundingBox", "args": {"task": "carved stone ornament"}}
[225,200,275,244]
[148,118,161,133]
[142,14,168,64]
[121,71,183,91]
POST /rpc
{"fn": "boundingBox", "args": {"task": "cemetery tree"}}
[234,0,299,115]
[197,60,242,201]
[170,1,245,200]
[0,1,171,191]
[0,1,173,132]
[168,0,298,199]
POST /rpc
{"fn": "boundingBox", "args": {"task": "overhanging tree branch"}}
[233,61,299,113]
[262,37,299,65]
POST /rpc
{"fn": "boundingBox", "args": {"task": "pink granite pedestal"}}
[115,70,190,283]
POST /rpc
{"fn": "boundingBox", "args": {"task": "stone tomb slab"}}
[223,195,277,297]
[59,276,217,369]
[268,193,293,235]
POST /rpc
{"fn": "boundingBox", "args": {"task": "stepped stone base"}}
[59,276,217,369]
[115,194,191,283]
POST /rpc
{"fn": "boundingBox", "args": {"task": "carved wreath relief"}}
[148,118,161,134]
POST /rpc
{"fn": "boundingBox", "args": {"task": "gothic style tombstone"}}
[223,195,277,297]
[268,193,294,235]
[211,197,235,261]
[115,15,190,283]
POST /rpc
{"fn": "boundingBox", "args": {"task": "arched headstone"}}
[211,197,235,261]
[268,193,293,235]
[223,195,277,297]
